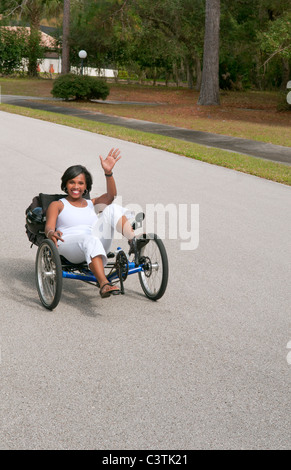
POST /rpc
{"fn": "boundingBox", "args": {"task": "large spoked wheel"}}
[138,233,168,301]
[35,239,63,310]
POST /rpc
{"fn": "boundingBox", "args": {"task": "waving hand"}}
[99,148,122,174]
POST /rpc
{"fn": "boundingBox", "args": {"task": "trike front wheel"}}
[138,234,168,301]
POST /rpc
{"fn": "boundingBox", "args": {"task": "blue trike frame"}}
[61,247,143,292]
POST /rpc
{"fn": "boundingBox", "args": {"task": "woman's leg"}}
[116,215,148,265]
[89,256,107,286]
[116,215,135,240]
[94,205,148,266]
[93,204,135,254]
[58,234,119,298]
[89,255,119,296]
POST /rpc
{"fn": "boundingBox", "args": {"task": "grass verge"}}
[1,102,290,186]
[40,98,291,147]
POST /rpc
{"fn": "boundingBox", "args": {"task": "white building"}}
[2,26,116,77]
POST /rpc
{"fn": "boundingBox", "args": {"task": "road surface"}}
[0,111,290,450]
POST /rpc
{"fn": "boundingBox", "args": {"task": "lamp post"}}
[78,50,87,75]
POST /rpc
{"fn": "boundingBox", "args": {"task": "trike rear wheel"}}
[35,239,63,310]
[138,234,168,301]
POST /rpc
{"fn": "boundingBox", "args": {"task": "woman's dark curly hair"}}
[61,165,93,193]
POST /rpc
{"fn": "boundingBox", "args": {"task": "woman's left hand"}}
[99,148,122,174]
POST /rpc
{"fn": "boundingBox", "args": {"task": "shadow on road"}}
[0,258,102,316]
[0,257,149,317]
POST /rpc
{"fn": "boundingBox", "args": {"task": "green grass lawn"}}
[0,76,53,97]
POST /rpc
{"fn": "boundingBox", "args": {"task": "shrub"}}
[86,77,110,100]
[0,28,28,75]
[51,74,110,101]
[277,90,291,112]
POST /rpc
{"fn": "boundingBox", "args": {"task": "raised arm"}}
[92,148,122,209]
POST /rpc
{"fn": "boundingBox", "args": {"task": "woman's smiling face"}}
[66,173,87,199]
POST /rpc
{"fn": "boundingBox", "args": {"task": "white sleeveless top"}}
[56,198,98,237]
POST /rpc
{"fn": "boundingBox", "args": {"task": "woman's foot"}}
[128,235,149,265]
[99,282,120,298]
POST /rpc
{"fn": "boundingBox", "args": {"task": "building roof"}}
[1,26,58,49]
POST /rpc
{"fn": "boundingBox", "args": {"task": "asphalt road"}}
[0,111,290,450]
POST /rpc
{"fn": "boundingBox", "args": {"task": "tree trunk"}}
[27,9,41,77]
[173,62,179,87]
[186,60,194,89]
[62,0,70,74]
[198,0,220,105]
[195,57,202,91]
[281,58,290,90]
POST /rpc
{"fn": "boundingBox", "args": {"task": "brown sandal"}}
[100,282,120,298]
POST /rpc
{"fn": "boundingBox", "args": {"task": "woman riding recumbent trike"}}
[25,149,168,310]
[26,194,168,310]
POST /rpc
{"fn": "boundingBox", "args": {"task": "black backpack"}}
[25,193,66,247]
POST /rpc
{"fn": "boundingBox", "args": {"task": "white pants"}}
[57,203,133,266]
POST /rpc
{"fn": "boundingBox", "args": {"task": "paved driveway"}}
[0,111,290,450]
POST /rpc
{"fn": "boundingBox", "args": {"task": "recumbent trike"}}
[25,193,169,310]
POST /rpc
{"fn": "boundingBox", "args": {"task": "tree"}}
[218,0,291,90]
[58,0,291,91]
[68,0,134,71]
[0,0,61,76]
[61,0,70,74]
[0,26,28,74]
[68,0,206,87]
[260,11,291,88]
[130,0,205,89]
[198,0,220,105]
